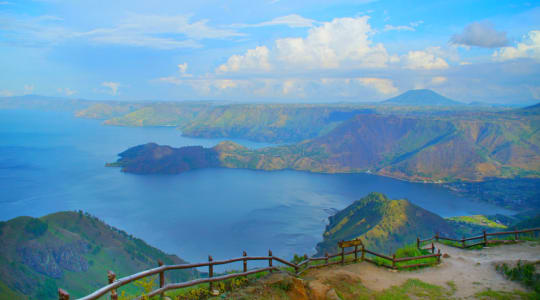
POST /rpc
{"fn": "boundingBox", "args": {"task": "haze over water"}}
[0,110,513,263]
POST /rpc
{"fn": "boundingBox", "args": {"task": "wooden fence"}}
[59,227,540,299]
[58,237,442,300]
[417,227,540,250]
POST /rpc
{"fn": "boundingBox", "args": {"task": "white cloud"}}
[493,30,540,62]
[218,16,393,73]
[431,76,447,85]
[57,87,77,96]
[281,79,306,96]
[81,14,244,50]
[231,14,317,28]
[23,84,34,94]
[158,75,397,99]
[0,15,73,47]
[2,13,243,50]
[403,48,449,70]
[101,82,120,95]
[217,46,272,73]
[356,78,398,94]
[158,76,183,85]
[383,20,422,32]
[528,86,540,100]
[177,63,193,78]
[384,25,414,32]
[0,90,13,97]
[451,22,509,48]
[214,79,237,90]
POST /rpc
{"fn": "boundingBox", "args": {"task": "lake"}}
[0,109,514,266]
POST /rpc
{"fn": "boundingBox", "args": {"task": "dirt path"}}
[304,241,540,299]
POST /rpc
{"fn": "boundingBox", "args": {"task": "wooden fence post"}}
[341,243,345,265]
[483,230,487,246]
[158,260,164,298]
[304,254,309,268]
[58,288,69,300]
[431,242,435,254]
[435,233,439,242]
[107,271,117,300]
[515,231,519,241]
[437,249,441,264]
[354,244,358,262]
[268,250,273,272]
[243,251,247,273]
[461,236,465,248]
[417,237,420,249]
[325,252,329,265]
[208,255,213,291]
[392,254,396,269]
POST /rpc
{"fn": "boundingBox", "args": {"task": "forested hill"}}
[0,212,196,300]
[109,108,540,183]
[1,92,518,144]
[315,193,456,255]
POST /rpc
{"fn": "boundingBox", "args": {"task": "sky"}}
[0,0,539,103]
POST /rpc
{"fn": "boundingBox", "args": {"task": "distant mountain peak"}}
[383,89,462,106]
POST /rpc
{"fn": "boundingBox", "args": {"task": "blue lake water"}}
[0,109,514,266]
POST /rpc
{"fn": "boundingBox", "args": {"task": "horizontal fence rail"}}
[60,227,539,300]
[417,227,540,250]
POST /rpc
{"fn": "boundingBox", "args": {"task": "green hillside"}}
[315,193,456,255]
[0,212,196,300]
[110,109,540,184]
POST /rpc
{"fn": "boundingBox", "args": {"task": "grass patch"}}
[369,244,438,270]
[475,288,538,300]
[496,261,540,293]
[447,215,507,229]
[376,279,453,299]
[394,245,438,269]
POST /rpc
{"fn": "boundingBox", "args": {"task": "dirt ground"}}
[304,241,540,299]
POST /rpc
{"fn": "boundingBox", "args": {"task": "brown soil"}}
[304,241,540,299]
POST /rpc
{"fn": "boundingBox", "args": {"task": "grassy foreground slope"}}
[0,212,196,300]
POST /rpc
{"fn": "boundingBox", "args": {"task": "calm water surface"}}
[0,110,513,265]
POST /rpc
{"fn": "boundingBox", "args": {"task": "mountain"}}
[383,89,462,106]
[0,212,196,300]
[111,110,540,184]
[514,102,540,116]
[315,193,456,255]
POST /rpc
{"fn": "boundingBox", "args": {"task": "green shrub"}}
[291,254,306,264]
[0,221,5,235]
[496,261,540,293]
[24,218,48,237]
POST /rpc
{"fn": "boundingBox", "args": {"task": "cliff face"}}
[0,212,196,300]
[315,193,456,255]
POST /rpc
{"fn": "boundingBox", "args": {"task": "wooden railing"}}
[61,226,540,300]
[417,227,540,249]
[59,237,444,300]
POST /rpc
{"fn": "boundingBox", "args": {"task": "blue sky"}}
[0,0,539,103]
